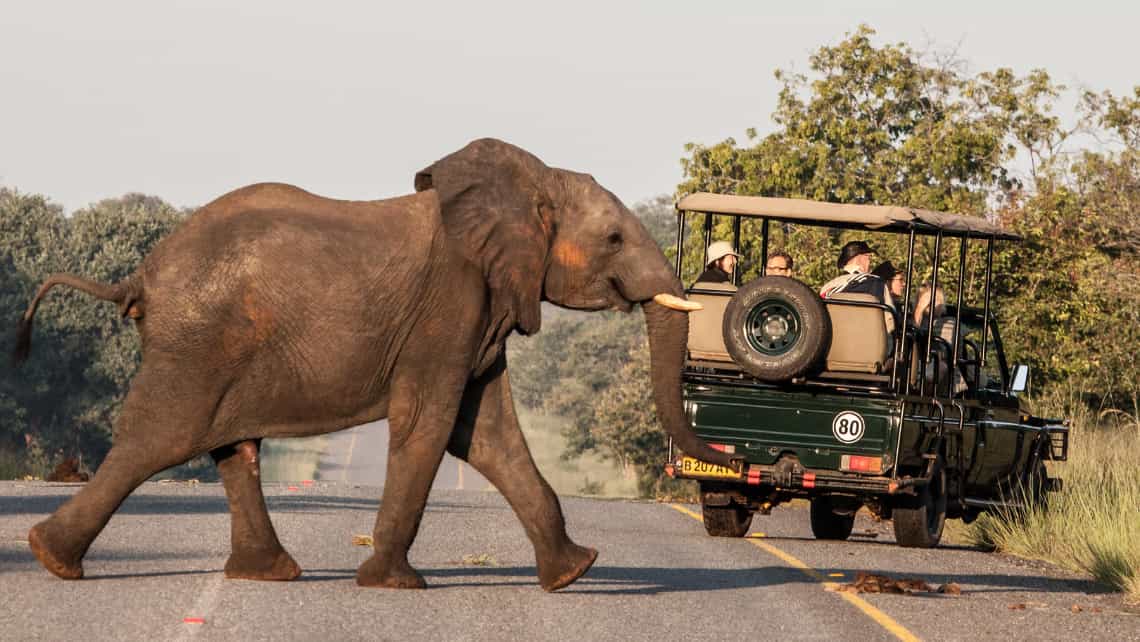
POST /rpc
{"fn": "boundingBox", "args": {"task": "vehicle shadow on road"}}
[766,533,981,552]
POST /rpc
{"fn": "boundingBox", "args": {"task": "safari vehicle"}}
[664,194,1069,547]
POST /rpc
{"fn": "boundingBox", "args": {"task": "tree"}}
[1,190,184,471]
[675,25,1140,410]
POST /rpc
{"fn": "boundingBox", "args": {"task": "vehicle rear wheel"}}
[893,459,946,548]
[722,276,831,383]
[809,496,856,540]
[702,504,752,538]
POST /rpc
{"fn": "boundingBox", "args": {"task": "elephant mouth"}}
[545,277,633,312]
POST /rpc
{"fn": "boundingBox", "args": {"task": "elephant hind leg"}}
[29,362,223,580]
[448,361,597,592]
[211,439,301,581]
[28,440,199,580]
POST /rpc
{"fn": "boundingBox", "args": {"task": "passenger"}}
[765,250,794,277]
[913,284,967,394]
[820,240,895,332]
[693,241,740,286]
[872,260,906,299]
[912,284,945,327]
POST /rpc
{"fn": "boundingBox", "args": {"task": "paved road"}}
[318,420,491,490]
[1,482,1135,641]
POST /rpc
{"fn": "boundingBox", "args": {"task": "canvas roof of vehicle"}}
[676,193,1020,240]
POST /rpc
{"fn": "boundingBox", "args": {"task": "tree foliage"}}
[1,190,183,473]
[677,25,1139,410]
[521,26,1140,495]
[3,26,1137,489]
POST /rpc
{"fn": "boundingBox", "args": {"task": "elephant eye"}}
[607,231,623,248]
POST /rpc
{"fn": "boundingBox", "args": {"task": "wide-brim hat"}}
[837,240,876,269]
[707,240,741,264]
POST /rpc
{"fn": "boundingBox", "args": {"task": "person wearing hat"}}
[820,240,896,332]
[694,240,741,286]
[871,260,906,299]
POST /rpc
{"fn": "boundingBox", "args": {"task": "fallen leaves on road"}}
[937,582,962,595]
[1007,601,1055,611]
[461,553,498,567]
[157,478,200,486]
[351,534,374,547]
[836,572,962,596]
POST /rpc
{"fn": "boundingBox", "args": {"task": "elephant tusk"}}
[653,293,703,312]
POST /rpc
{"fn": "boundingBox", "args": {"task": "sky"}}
[2,0,1138,213]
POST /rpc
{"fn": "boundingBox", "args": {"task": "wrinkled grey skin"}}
[15,138,737,591]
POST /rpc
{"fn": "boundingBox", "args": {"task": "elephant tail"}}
[13,273,142,366]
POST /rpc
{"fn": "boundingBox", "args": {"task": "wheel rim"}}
[744,299,802,356]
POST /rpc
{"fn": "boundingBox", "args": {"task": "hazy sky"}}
[2,1,1137,213]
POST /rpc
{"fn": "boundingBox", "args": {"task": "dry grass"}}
[0,448,35,480]
[967,391,1140,604]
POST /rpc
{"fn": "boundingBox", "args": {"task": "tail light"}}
[840,455,883,474]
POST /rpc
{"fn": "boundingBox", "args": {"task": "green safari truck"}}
[666,194,1068,547]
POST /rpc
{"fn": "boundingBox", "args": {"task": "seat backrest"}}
[825,293,889,373]
[686,282,736,362]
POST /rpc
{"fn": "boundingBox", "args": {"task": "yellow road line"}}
[669,504,920,642]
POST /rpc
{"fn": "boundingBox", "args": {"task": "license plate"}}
[679,456,741,480]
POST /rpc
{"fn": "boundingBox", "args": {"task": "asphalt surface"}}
[318,420,492,491]
[1,481,1136,641]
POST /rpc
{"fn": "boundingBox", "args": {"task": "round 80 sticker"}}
[832,411,865,444]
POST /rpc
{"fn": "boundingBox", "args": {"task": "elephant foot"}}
[355,554,426,589]
[538,545,598,592]
[224,548,302,581]
[28,522,84,580]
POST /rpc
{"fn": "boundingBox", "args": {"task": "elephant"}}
[13,138,740,591]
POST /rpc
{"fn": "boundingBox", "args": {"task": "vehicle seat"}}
[824,293,890,373]
[686,282,737,363]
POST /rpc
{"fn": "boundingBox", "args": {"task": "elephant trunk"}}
[642,299,739,470]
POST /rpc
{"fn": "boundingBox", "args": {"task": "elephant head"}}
[414,138,738,469]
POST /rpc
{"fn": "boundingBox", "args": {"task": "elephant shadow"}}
[418,564,814,593]
[283,564,809,593]
[414,563,1108,597]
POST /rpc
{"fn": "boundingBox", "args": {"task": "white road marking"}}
[172,572,225,641]
[341,427,360,483]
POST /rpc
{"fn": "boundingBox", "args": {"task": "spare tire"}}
[722,276,831,382]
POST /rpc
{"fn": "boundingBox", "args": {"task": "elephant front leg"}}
[356,376,463,589]
[448,358,597,591]
[211,440,301,581]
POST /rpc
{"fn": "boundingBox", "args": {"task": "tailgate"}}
[684,384,901,472]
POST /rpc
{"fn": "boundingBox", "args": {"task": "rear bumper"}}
[665,460,927,495]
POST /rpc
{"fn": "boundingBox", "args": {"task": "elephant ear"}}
[414,138,551,337]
